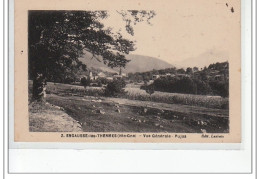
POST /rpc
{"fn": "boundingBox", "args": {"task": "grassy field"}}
[28,81,229,133]
[125,85,228,109]
[34,81,229,109]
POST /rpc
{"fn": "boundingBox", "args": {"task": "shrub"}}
[80,77,90,88]
[104,79,126,97]
[209,81,229,98]
[152,77,214,95]
[153,77,198,94]
[64,77,75,84]
[193,79,212,95]
[142,84,155,96]
[153,76,177,92]
[173,77,197,94]
[96,77,108,87]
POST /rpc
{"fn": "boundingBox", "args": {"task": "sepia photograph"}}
[28,10,230,134]
[7,0,256,175]
[14,0,241,142]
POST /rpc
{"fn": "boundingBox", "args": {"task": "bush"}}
[80,77,90,88]
[104,79,126,97]
[141,84,155,96]
[152,77,214,95]
[64,77,75,84]
[193,79,212,95]
[96,77,109,87]
[172,77,197,94]
[209,81,229,98]
[153,77,198,94]
[153,76,177,92]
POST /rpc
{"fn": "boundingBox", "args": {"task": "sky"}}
[101,0,240,68]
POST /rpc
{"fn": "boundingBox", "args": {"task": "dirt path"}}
[46,94,229,133]
[29,101,82,132]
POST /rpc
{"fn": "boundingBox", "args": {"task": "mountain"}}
[78,51,117,73]
[173,49,229,69]
[79,51,174,73]
[124,54,174,73]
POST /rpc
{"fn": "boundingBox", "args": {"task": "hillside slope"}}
[79,51,173,73]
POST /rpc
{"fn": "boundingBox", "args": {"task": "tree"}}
[145,84,155,96]
[80,77,91,89]
[104,79,126,97]
[186,67,193,74]
[199,70,209,81]
[193,79,212,95]
[193,67,199,72]
[177,68,185,74]
[209,81,229,98]
[29,10,155,101]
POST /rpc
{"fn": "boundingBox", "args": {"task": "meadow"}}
[38,81,229,110]
[125,85,229,109]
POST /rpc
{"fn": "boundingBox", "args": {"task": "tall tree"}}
[29,10,155,100]
[186,67,193,74]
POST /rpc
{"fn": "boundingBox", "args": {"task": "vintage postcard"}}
[14,0,241,143]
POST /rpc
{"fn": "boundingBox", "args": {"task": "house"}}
[112,68,127,79]
[214,75,224,81]
[121,73,127,77]
[152,75,160,80]
[165,73,175,78]
[89,71,94,80]
[97,72,106,78]
[113,74,123,80]
[106,77,113,81]
[118,68,127,77]
[80,75,88,80]
[91,72,107,80]
[176,74,190,79]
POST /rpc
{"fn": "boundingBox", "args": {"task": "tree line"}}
[140,62,229,97]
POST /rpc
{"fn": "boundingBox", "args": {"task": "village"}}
[78,62,229,90]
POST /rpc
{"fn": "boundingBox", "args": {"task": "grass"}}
[46,94,229,133]
[28,81,229,133]
[125,87,229,109]
[45,82,104,97]
[29,81,229,109]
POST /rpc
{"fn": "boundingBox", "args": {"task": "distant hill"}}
[124,54,174,73]
[173,49,229,68]
[79,51,174,73]
[78,51,117,73]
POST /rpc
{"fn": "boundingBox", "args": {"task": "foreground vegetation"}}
[29,90,229,133]
[29,81,229,133]
[29,81,229,110]
[125,86,228,109]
